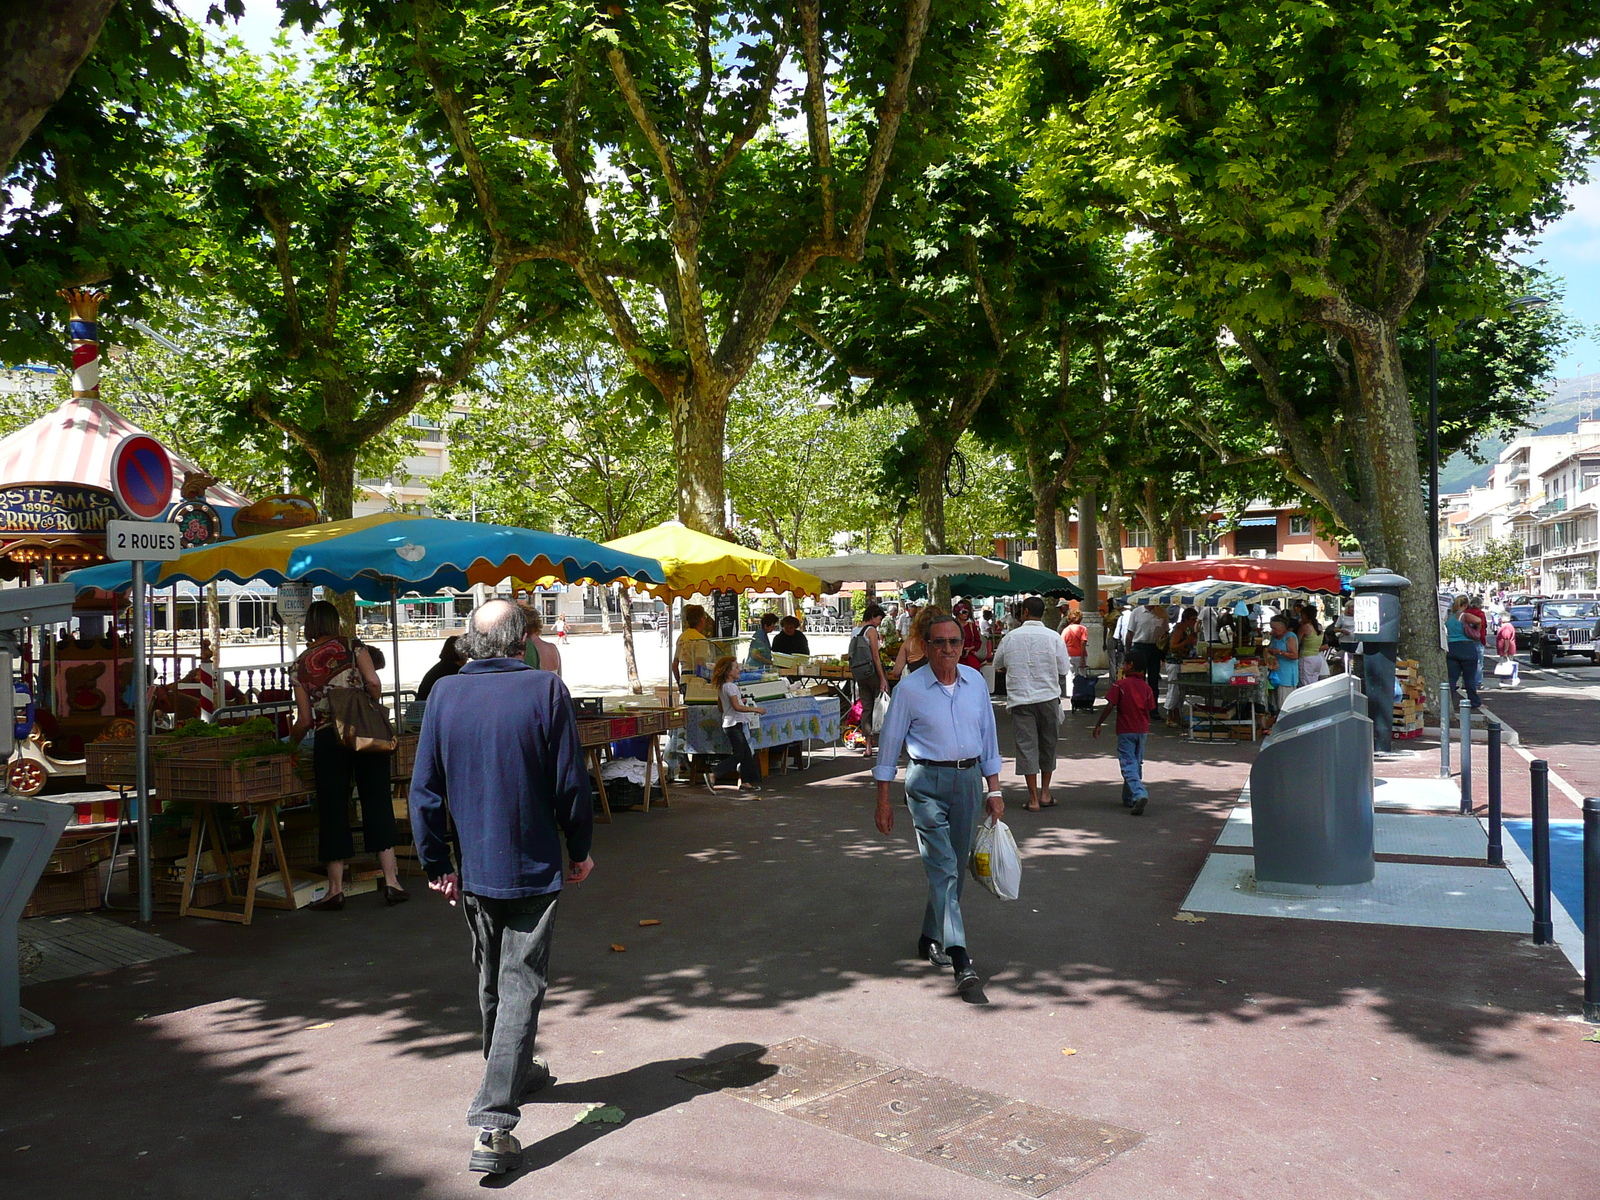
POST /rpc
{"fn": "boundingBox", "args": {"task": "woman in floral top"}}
[291,600,406,911]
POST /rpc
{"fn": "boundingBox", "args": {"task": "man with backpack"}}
[849,604,891,755]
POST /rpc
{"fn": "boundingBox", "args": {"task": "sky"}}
[181,1,1600,383]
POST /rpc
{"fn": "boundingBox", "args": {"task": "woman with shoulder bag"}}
[290,600,407,911]
[848,604,891,755]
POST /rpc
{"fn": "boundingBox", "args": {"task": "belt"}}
[910,757,979,770]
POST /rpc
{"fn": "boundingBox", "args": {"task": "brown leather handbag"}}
[329,684,397,753]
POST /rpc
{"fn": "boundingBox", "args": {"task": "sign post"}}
[107,436,177,925]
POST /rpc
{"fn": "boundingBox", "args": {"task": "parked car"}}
[1505,603,1540,651]
[1528,599,1600,667]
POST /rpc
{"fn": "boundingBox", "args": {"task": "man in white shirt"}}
[990,596,1075,811]
[896,603,916,640]
[1124,602,1168,703]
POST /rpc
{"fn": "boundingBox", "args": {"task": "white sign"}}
[276,581,312,624]
[105,519,181,561]
[1352,594,1382,636]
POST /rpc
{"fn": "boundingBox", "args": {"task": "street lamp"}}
[1428,292,1550,582]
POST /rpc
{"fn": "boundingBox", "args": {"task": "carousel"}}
[0,290,250,793]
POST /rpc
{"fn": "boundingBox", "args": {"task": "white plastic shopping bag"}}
[872,691,891,732]
[970,816,1021,901]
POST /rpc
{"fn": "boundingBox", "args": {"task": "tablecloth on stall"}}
[673,695,840,757]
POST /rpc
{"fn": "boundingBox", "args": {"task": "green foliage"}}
[1442,535,1525,590]
[0,1,194,365]
[431,326,676,542]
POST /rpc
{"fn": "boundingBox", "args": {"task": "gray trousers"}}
[905,762,982,951]
[1009,699,1061,775]
[463,890,559,1130]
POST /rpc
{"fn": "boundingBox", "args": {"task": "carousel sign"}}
[0,485,121,534]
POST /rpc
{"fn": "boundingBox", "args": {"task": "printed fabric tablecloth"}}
[673,695,840,758]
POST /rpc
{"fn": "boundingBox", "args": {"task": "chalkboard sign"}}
[712,589,740,639]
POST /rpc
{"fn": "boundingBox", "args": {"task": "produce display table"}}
[174,793,320,925]
[673,694,841,779]
[576,708,685,823]
[1178,677,1265,743]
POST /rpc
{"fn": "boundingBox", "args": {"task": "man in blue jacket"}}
[409,599,593,1176]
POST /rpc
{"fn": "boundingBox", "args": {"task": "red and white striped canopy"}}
[0,397,249,509]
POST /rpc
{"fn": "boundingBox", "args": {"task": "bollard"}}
[1531,761,1553,945]
[1586,798,1600,1023]
[1440,689,1451,778]
[1459,700,1472,814]
[1486,719,1503,866]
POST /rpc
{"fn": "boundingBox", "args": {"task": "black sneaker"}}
[919,937,952,967]
[1130,796,1148,816]
[469,1127,522,1175]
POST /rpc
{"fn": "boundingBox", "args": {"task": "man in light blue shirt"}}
[874,614,1003,996]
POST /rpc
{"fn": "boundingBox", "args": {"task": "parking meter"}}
[1348,567,1410,751]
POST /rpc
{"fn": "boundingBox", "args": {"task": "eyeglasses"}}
[927,637,964,647]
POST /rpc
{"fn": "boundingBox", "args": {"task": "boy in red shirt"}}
[1093,661,1157,815]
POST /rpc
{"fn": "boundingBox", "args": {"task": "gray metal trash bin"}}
[1250,675,1375,889]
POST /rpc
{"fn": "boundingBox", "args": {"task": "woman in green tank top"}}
[1297,606,1325,687]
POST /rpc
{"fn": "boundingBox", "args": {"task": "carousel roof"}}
[0,397,249,510]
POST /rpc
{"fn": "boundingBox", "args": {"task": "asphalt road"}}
[1480,649,1600,808]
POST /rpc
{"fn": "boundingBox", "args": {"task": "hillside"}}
[1438,371,1600,492]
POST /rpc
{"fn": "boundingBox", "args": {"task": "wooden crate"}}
[43,832,114,875]
[155,752,297,804]
[393,733,419,779]
[84,736,177,789]
[24,867,102,918]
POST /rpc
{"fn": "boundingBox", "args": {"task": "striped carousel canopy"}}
[1123,579,1302,609]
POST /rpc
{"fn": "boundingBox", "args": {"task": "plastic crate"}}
[155,752,297,804]
[84,736,178,788]
[24,868,102,918]
[43,832,114,875]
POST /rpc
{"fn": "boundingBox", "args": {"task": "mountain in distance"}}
[1438,371,1600,493]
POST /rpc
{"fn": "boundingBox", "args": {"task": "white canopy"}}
[787,553,1010,585]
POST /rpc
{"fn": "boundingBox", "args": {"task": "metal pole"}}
[1531,760,1553,945]
[389,584,403,733]
[1486,718,1503,866]
[1459,699,1472,814]
[132,560,152,925]
[1440,682,1451,778]
[1585,797,1600,1023]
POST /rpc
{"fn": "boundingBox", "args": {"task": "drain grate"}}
[791,1068,1008,1153]
[918,1101,1145,1197]
[680,1039,1144,1195]
[676,1036,894,1112]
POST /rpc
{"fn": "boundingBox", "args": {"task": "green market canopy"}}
[904,559,1083,602]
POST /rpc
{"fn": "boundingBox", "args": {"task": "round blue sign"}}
[110,434,174,520]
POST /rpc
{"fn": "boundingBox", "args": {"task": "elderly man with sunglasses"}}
[873,612,1004,996]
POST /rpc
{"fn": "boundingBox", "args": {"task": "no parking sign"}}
[109,434,174,520]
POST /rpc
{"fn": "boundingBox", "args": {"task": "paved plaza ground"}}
[6,703,1599,1199]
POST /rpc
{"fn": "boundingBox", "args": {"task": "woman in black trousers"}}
[291,600,407,910]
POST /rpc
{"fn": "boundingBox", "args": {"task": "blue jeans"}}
[1117,733,1147,803]
[904,762,982,951]
[1447,642,1481,707]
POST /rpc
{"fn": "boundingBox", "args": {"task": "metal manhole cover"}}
[790,1069,1008,1153]
[916,1101,1145,1197]
[676,1036,894,1111]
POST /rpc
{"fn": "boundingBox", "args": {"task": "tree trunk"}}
[0,0,120,176]
[917,438,950,555]
[1103,502,1125,578]
[1345,322,1444,703]
[315,445,360,634]
[1134,480,1171,562]
[1078,488,1104,669]
[671,381,729,535]
[617,584,642,694]
[1028,447,1060,576]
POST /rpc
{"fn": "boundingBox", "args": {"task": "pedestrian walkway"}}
[6,705,1596,1199]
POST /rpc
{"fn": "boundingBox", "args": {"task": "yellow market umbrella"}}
[603,522,823,600]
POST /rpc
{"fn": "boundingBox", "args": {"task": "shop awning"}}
[1235,516,1278,527]
[1130,557,1341,594]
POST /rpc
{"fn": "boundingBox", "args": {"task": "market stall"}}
[902,558,1084,603]
[65,514,665,920]
[1123,577,1335,743]
[604,523,831,781]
